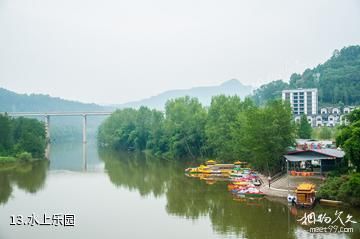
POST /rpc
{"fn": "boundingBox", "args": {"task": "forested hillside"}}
[0,88,105,112]
[253,45,360,106]
[0,88,108,142]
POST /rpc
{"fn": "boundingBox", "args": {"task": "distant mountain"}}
[0,81,252,140]
[0,88,108,141]
[0,79,253,113]
[0,88,105,112]
[117,79,253,110]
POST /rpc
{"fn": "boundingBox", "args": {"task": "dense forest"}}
[98,95,295,174]
[253,45,360,106]
[0,114,47,161]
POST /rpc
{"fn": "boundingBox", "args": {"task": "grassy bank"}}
[0,155,45,164]
[0,156,17,163]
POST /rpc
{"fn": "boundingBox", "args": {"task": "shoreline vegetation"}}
[0,114,47,163]
[98,96,360,206]
[0,156,45,164]
[98,95,295,175]
[317,108,360,206]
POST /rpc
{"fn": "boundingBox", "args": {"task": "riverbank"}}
[258,174,291,198]
[0,156,46,166]
[257,173,325,198]
[0,156,17,163]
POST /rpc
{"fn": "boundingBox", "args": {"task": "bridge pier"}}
[82,114,87,144]
[44,115,50,143]
[3,111,112,145]
[83,142,87,171]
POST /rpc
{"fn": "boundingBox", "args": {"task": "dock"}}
[257,173,323,198]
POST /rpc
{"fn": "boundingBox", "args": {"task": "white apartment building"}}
[282,88,359,127]
[282,88,318,115]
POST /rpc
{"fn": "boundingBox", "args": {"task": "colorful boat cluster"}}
[185,160,265,198]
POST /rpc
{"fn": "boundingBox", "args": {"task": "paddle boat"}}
[251,178,261,186]
[227,181,254,191]
[185,165,221,174]
[205,160,217,166]
[235,187,265,198]
[185,160,234,174]
[185,167,199,173]
[229,170,246,178]
[233,161,249,168]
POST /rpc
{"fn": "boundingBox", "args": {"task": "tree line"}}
[98,95,296,174]
[0,114,47,160]
[336,108,360,172]
[317,109,360,206]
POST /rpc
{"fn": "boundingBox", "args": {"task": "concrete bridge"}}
[1,111,113,144]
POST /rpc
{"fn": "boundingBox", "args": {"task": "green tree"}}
[98,108,138,150]
[164,96,207,159]
[205,95,252,161]
[146,110,167,155]
[98,96,296,170]
[318,127,332,140]
[242,100,295,174]
[0,114,13,155]
[12,117,46,158]
[297,114,312,139]
[131,107,153,150]
[318,173,360,206]
[0,115,46,160]
[336,109,360,172]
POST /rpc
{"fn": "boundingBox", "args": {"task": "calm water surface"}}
[0,140,359,239]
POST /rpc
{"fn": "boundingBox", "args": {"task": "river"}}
[0,139,359,239]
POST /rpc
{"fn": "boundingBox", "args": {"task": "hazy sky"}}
[1,0,360,104]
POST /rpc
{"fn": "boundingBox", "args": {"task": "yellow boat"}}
[227,181,251,191]
[233,181,250,186]
[197,165,212,174]
[185,167,199,173]
[205,160,217,165]
[219,169,233,174]
[234,161,249,167]
[185,161,233,174]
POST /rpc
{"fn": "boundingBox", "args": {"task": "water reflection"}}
[98,149,360,239]
[48,140,103,171]
[0,160,49,205]
[83,143,87,172]
[99,149,177,197]
[98,149,299,238]
[1,144,358,239]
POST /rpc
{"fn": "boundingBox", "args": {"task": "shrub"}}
[318,173,360,206]
[16,152,32,161]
